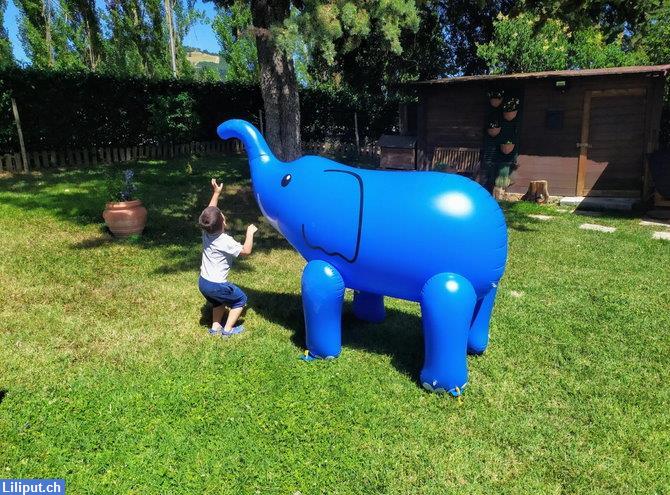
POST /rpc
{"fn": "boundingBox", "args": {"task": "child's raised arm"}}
[208,178,224,207]
[239,224,258,256]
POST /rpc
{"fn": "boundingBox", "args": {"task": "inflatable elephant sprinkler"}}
[217,119,508,396]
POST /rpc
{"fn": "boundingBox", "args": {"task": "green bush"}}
[0,68,400,154]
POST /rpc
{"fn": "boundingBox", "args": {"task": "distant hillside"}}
[186,50,220,66]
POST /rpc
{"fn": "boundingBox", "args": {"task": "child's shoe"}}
[208,327,222,336]
[221,325,245,337]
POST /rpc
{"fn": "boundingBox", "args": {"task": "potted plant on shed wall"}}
[500,140,515,154]
[103,169,147,237]
[488,89,504,108]
[502,97,520,121]
[487,119,501,137]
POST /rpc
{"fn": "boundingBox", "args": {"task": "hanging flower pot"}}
[502,97,520,121]
[487,121,501,137]
[488,89,504,108]
[500,141,515,155]
[503,110,518,121]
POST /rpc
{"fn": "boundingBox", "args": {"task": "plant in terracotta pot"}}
[487,119,501,137]
[488,89,504,108]
[500,140,515,154]
[503,97,520,121]
[103,169,148,238]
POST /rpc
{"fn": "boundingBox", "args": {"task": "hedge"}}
[0,68,399,154]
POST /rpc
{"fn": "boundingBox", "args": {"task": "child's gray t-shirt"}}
[200,232,243,283]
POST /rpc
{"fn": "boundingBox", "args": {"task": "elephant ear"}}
[301,169,363,263]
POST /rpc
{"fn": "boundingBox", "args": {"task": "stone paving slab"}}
[527,214,554,221]
[652,231,670,241]
[640,218,670,228]
[579,223,616,233]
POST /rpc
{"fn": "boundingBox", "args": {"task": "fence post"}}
[11,97,29,172]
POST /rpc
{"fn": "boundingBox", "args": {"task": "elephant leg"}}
[468,285,498,355]
[302,260,345,359]
[420,273,477,395]
[352,291,385,323]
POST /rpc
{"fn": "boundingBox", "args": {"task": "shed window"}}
[545,110,564,130]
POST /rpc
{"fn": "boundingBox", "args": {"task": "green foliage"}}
[0,68,263,152]
[212,1,258,83]
[0,0,14,69]
[570,27,648,69]
[477,12,648,74]
[275,0,420,65]
[106,168,139,202]
[638,1,670,66]
[437,0,515,75]
[193,61,222,82]
[148,92,199,143]
[0,67,398,152]
[477,13,570,73]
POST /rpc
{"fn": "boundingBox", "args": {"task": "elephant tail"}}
[216,119,275,161]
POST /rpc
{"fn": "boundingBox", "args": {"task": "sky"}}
[3,0,220,64]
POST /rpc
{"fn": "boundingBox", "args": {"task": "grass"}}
[0,156,668,494]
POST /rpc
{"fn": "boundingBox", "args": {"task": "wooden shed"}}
[411,65,670,199]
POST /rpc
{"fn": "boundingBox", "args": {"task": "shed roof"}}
[413,64,670,86]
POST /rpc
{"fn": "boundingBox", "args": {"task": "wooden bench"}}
[430,147,482,178]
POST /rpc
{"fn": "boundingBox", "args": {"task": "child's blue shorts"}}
[198,276,248,309]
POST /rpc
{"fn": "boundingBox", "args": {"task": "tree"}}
[638,1,670,65]
[101,0,198,78]
[212,0,258,83]
[208,0,420,161]
[437,0,516,75]
[0,0,15,69]
[477,12,647,74]
[61,0,103,70]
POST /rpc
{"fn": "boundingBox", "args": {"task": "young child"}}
[198,178,257,336]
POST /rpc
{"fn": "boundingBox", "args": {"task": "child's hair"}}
[199,206,224,234]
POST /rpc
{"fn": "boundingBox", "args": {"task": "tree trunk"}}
[250,0,301,161]
[521,180,550,204]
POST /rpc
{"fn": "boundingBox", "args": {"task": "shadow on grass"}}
[0,156,291,273]
[0,389,7,405]
[198,285,424,380]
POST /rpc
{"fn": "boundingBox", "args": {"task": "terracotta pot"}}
[487,127,501,137]
[503,110,518,121]
[490,97,503,108]
[103,199,147,237]
[500,143,515,155]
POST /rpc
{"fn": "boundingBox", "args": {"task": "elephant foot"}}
[468,284,498,355]
[352,291,385,323]
[300,349,338,361]
[302,260,345,359]
[421,379,468,397]
[420,272,477,394]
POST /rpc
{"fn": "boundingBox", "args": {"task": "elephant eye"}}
[281,174,292,187]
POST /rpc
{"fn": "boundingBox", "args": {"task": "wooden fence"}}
[302,141,380,159]
[0,140,243,172]
[0,139,380,173]
[424,146,482,176]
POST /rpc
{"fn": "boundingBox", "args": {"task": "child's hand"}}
[247,224,258,235]
[211,178,223,194]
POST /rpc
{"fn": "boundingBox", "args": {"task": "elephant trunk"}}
[217,119,276,162]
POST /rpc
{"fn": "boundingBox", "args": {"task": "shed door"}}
[577,89,646,196]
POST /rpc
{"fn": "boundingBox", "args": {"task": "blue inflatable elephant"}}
[218,119,508,395]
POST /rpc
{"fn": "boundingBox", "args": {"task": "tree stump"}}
[521,180,549,204]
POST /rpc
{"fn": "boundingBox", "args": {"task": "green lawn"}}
[1,156,668,494]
